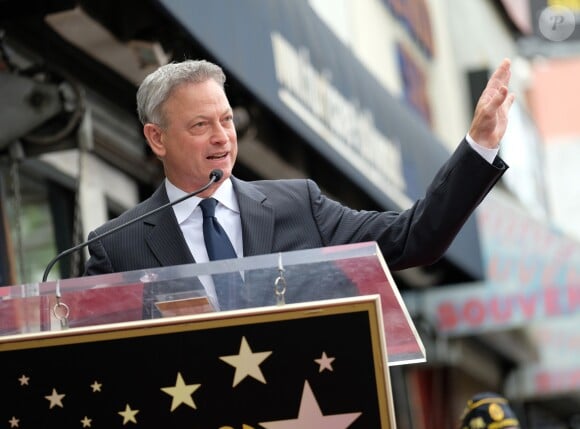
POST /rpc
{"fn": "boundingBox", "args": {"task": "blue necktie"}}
[199,198,243,310]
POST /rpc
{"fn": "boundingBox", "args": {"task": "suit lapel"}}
[142,178,274,265]
[232,177,274,256]
[143,186,195,267]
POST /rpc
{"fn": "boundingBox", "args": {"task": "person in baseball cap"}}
[459,392,521,429]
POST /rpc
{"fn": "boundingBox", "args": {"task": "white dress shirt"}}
[466,133,499,164]
[166,177,243,305]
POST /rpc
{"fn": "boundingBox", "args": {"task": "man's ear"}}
[143,123,165,157]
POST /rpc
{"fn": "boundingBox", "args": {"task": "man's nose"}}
[211,123,229,143]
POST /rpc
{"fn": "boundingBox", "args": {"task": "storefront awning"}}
[405,188,580,397]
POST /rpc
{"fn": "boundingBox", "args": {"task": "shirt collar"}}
[165,177,238,224]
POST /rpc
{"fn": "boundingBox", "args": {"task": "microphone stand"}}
[42,170,222,282]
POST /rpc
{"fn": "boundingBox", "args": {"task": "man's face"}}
[145,79,237,195]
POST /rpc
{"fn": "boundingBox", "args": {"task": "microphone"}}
[42,169,224,282]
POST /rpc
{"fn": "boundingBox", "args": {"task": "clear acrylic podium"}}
[0,241,424,365]
[0,242,423,428]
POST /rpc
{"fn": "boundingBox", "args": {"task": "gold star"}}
[80,416,92,427]
[314,351,335,372]
[90,381,102,392]
[220,336,272,387]
[161,372,201,411]
[18,375,29,386]
[8,416,19,428]
[45,388,65,409]
[118,404,139,425]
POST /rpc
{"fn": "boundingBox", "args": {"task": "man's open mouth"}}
[207,153,227,160]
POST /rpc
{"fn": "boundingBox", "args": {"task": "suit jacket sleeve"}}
[83,230,115,276]
[310,139,506,270]
[83,185,194,276]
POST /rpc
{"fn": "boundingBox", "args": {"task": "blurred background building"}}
[1,0,579,427]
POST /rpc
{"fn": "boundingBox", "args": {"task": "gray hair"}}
[136,59,226,127]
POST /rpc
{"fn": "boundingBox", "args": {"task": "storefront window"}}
[0,161,74,285]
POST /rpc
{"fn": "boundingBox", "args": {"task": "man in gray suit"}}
[83,59,514,286]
